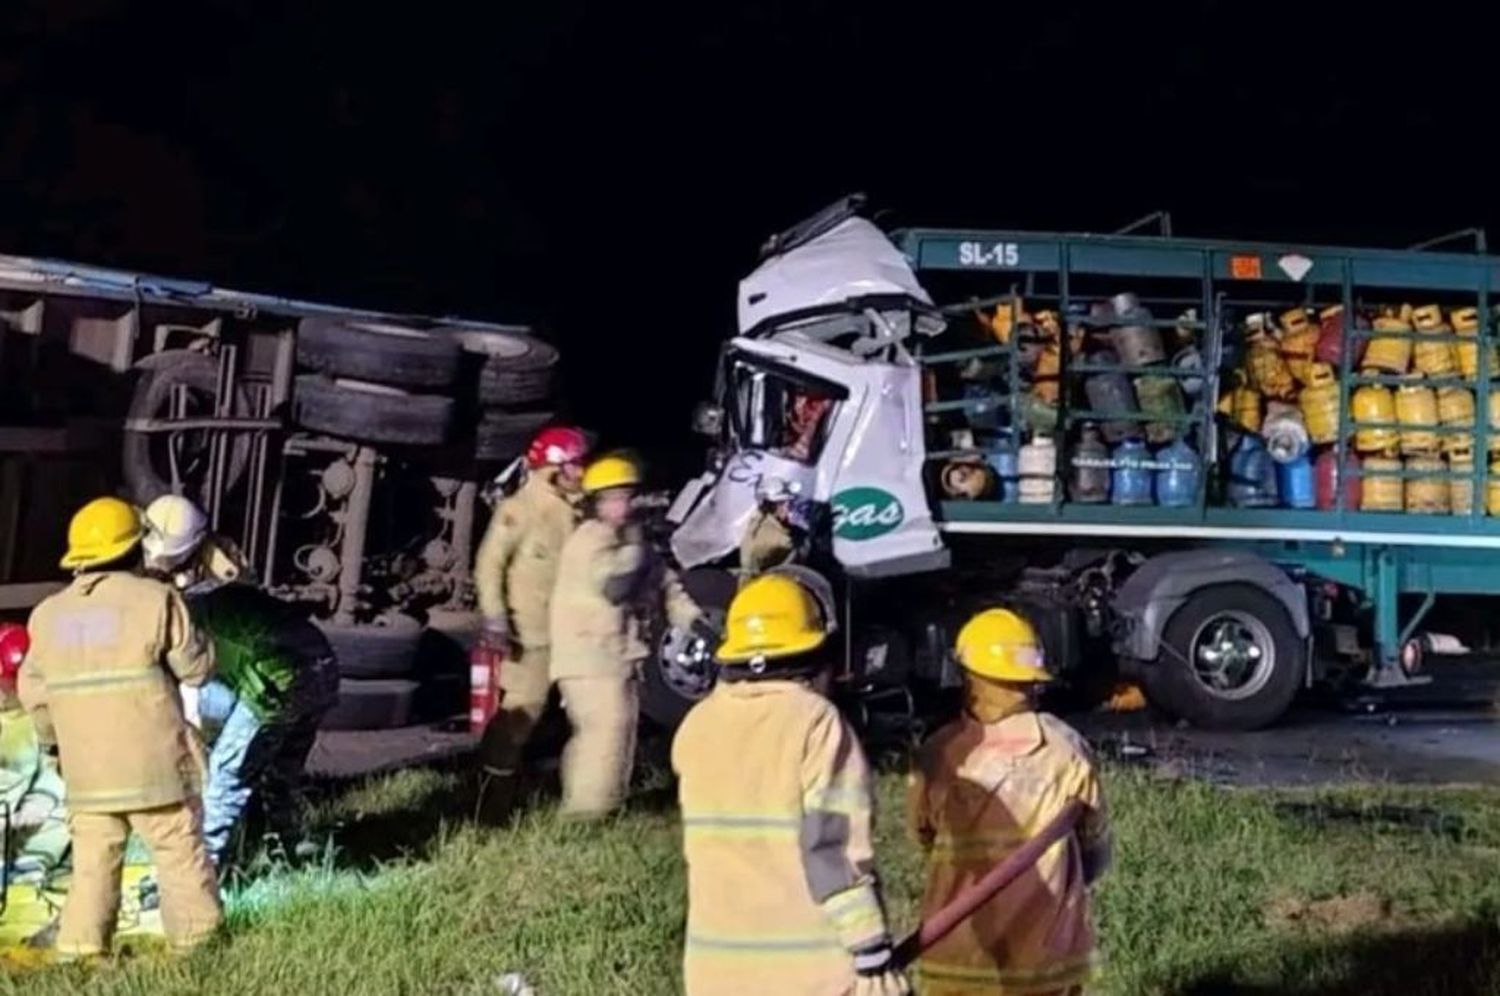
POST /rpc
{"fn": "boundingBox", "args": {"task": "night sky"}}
[0,1,1487,479]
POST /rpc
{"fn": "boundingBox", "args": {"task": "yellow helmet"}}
[61,497,144,571]
[717,574,828,664]
[582,453,641,494]
[954,608,1050,683]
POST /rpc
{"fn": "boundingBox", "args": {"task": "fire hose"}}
[893,798,1085,969]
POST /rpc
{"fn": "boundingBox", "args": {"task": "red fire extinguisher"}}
[469,639,505,733]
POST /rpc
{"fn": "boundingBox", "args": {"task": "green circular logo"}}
[832,487,904,541]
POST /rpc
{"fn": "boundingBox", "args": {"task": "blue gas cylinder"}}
[985,438,1020,503]
[1228,434,1280,508]
[1276,452,1316,509]
[1155,438,1201,508]
[1111,437,1153,506]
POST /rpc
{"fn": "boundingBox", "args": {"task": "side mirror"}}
[691,402,725,438]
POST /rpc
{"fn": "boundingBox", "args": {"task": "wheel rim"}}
[656,607,724,701]
[1188,610,1276,701]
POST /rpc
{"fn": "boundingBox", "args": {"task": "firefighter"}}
[141,494,339,868]
[549,452,705,818]
[907,608,1111,996]
[0,623,69,885]
[472,425,590,821]
[20,497,222,958]
[672,573,910,996]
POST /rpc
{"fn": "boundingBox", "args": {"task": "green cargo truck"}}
[658,197,1500,731]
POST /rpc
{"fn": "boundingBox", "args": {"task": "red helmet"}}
[0,624,28,681]
[526,426,589,469]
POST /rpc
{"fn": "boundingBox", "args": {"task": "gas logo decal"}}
[832,487,904,541]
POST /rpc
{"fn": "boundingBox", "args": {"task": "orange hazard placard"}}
[1230,255,1263,279]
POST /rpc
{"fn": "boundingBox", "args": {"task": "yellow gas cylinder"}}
[1404,455,1448,514]
[1279,307,1319,384]
[1247,340,1296,400]
[983,299,1027,345]
[1360,455,1404,511]
[1352,384,1398,454]
[1395,382,1439,454]
[1032,342,1061,404]
[1217,370,1263,432]
[1299,363,1342,443]
[1412,307,1458,378]
[1489,459,1500,516]
[1437,387,1475,451]
[1411,304,1445,331]
[1453,306,1499,382]
[1448,443,1475,515]
[1363,308,1413,374]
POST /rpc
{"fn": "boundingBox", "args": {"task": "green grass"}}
[2,762,1498,995]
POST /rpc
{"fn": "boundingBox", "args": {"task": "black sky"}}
[0,0,1490,476]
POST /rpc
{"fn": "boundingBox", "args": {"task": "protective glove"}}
[480,617,511,654]
[179,684,202,729]
[688,615,720,647]
[851,944,911,996]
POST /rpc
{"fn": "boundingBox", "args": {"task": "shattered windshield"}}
[725,355,844,465]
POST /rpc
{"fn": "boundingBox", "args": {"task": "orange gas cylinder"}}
[1247,341,1296,400]
[1437,387,1475,451]
[983,299,1024,345]
[1299,363,1342,443]
[1448,444,1475,515]
[1404,455,1448,514]
[1352,384,1398,455]
[1360,456,1404,511]
[1395,382,1439,454]
[1279,308,1319,383]
[1363,310,1413,374]
[1032,342,1061,404]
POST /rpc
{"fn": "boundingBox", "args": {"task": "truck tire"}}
[641,567,738,730]
[320,679,418,731]
[294,375,453,446]
[1152,584,1305,731]
[122,351,254,505]
[297,318,461,390]
[476,337,559,406]
[476,410,554,463]
[315,616,422,679]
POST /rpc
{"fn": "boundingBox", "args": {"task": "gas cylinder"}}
[985,438,1020,503]
[1277,453,1316,509]
[1218,373,1263,432]
[1068,425,1111,504]
[1155,438,1201,508]
[1395,382,1440,455]
[470,641,506,733]
[1263,404,1311,464]
[1363,310,1413,374]
[1413,313,1458,377]
[1109,292,1166,366]
[1315,448,1361,511]
[1023,395,1060,433]
[1448,443,1475,515]
[1032,342,1061,404]
[1084,350,1139,443]
[1299,363,1342,444]
[1018,435,1058,504]
[1247,340,1296,400]
[1135,374,1185,444]
[1359,456,1404,512]
[1279,307,1319,383]
[1352,384,1398,454]
[1173,344,1205,399]
[1315,305,1346,367]
[1404,455,1448,514]
[1488,459,1500,516]
[1110,437,1153,506]
[983,299,1022,345]
[1490,391,1500,455]
[941,458,994,500]
[1227,434,1280,508]
[1411,304,1444,331]
[1453,306,1499,382]
[1437,387,1475,452]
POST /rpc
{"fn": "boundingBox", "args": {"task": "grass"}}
[0,759,1497,995]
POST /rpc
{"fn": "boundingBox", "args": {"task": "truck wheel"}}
[315,616,422,679]
[297,318,462,389]
[476,337,559,406]
[1153,584,1305,730]
[641,567,738,730]
[294,375,453,446]
[122,352,254,505]
[476,410,554,463]
[320,679,418,731]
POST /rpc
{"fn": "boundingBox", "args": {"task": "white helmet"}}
[142,495,209,571]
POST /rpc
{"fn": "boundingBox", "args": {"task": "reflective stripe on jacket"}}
[673,680,890,996]
[908,711,1110,995]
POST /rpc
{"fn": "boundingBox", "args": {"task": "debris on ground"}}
[495,973,537,995]
[1264,892,1394,933]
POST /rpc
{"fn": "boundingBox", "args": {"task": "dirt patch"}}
[1265,893,1394,933]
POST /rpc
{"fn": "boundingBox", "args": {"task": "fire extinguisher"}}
[469,638,505,733]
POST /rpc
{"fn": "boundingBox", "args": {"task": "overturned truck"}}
[0,254,560,730]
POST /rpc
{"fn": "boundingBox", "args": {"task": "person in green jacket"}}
[143,496,339,867]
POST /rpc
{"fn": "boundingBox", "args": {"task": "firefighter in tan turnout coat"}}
[20,497,222,958]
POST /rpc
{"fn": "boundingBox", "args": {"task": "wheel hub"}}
[1189,611,1275,701]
